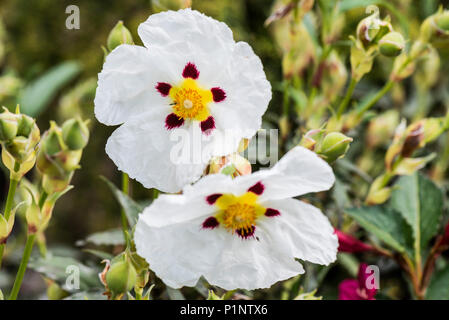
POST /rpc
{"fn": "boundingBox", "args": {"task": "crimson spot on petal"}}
[265,208,280,217]
[200,116,215,135]
[165,113,184,130]
[182,62,200,79]
[202,217,219,229]
[248,182,264,195]
[155,82,171,96]
[236,226,256,239]
[206,193,222,205]
[211,87,226,102]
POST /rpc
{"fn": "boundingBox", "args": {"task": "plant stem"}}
[337,78,357,118]
[356,80,394,117]
[0,177,20,269]
[120,173,129,239]
[8,234,36,300]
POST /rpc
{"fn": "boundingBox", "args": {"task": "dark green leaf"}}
[426,267,449,300]
[18,61,81,116]
[389,173,443,254]
[345,206,413,255]
[28,256,101,292]
[100,176,144,228]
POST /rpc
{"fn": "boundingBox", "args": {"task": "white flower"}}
[135,146,338,290]
[94,9,271,192]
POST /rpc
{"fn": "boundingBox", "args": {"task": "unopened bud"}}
[420,8,449,45]
[107,21,134,52]
[379,32,405,57]
[356,13,392,48]
[105,257,137,298]
[318,132,353,163]
[0,111,18,141]
[62,118,89,150]
[17,114,36,138]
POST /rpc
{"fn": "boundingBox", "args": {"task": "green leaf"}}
[389,173,443,256]
[83,228,125,246]
[426,267,449,300]
[28,256,101,292]
[345,206,413,255]
[100,176,144,228]
[18,61,82,116]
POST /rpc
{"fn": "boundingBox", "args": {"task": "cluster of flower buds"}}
[0,106,40,180]
[351,9,405,81]
[366,115,449,205]
[36,119,89,195]
[300,129,353,163]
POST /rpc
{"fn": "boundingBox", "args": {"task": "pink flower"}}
[335,229,374,253]
[338,263,377,300]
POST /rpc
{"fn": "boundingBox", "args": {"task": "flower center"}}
[169,78,212,121]
[222,202,257,232]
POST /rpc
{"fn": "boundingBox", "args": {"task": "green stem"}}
[120,173,129,240]
[356,80,394,117]
[337,78,357,118]
[8,234,36,300]
[0,176,20,269]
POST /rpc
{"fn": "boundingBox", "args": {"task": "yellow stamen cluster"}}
[169,78,212,121]
[215,192,266,234]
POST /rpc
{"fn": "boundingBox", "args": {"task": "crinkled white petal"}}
[259,198,338,265]
[94,45,179,126]
[135,212,304,291]
[105,108,208,193]
[138,9,235,57]
[234,146,335,201]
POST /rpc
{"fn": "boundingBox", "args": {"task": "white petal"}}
[259,198,338,265]
[233,146,335,201]
[94,45,177,126]
[210,42,272,135]
[105,108,208,193]
[138,9,234,57]
[135,213,304,291]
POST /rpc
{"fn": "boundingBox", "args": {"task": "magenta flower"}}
[338,263,377,300]
[335,229,374,253]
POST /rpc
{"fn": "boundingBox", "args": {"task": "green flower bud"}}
[62,118,89,150]
[105,258,137,297]
[17,114,36,138]
[379,32,405,57]
[318,132,353,163]
[0,111,18,141]
[107,21,133,52]
[356,13,392,48]
[420,8,449,45]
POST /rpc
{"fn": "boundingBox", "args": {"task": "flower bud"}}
[152,0,191,13]
[356,13,392,48]
[299,129,324,151]
[208,153,251,177]
[317,132,353,163]
[17,114,36,138]
[107,21,133,52]
[419,8,449,45]
[2,148,36,180]
[0,111,18,141]
[379,32,405,57]
[335,229,374,253]
[105,257,137,298]
[62,118,89,150]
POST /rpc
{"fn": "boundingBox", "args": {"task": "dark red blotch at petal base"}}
[265,208,280,217]
[211,87,226,102]
[248,182,264,195]
[156,82,171,96]
[165,113,184,129]
[200,116,215,135]
[236,226,256,239]
[182,62,200,79]
[206,193,222,205]
[202,217,219,229]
